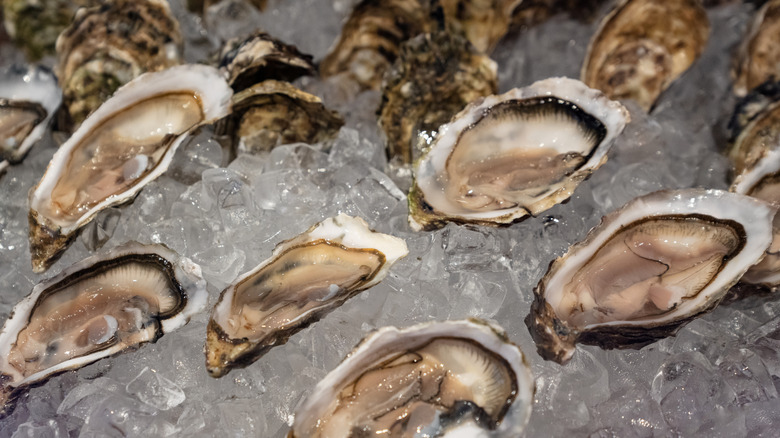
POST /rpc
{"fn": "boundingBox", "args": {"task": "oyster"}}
[726,79,780,176]
[0,242,208,415]
[2,0,95,60]
[217,31,315,92]
[289,319,534,438]
[526,189,775,364]
[379,30,498,165]
[205,214,408,378]
[55,0,183,129]
[408,77,629,231]
[221,80,345,155]
[320,0,431,90]
[733,0,780,96]
[0,65,61,167]
[581,0,709,111]
[439,0,523,53]
[28,64,232,273]
[186,0,267,16]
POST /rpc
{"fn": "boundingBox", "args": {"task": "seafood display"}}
[205,214,408,377]
[28,65,232,273]
[290,319,534,437]
[0,242,207,416]
[581,0,710,111]
[408,77,628,231]
[527,189,775,364]
[379,30,498,165]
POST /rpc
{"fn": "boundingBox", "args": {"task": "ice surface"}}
[1,0,779,437]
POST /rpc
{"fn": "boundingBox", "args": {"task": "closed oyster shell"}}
[526,189,775,364]
[379,30,497,165]
[581,0,709,111]
[726,79,780,176]
[289,319,534,438]
[28,64,232,273]
[439,0,523,53]
[2,0,95,60]
[0,242,207,416]
[733,0,780,96]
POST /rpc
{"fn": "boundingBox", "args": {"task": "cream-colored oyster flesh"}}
[205,214,408,378]
[28,64,232,273]
[733,0,780,96]
[289,319,534,438]
[409,77,629,231]
[526,189,775,365]
[581,0,709,111]
[0,242,208,416]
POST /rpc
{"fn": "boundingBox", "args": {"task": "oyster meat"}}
[408,77,629,231]
[28,64,232,273]
[0,65,61,168]
[581,0,709,111]
[526,189,775,364]
[205,214,408,378]
[289,319,534,438]
[379,30,498,165]
[221,80,344,156]
[0,242,208,416]
[55,0,183,129]
[733,0,780,96]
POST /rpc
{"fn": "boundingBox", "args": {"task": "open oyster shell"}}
[408,77,629,231]
[0,65,61,167]
[581,0,709,111]
[0,242,208,416]
[526,189,775,364]
[205,214,408,378]
[733,0,780,97]
[55,0,183,129]
[28,64,232,273]
[289,319,534,438]
[379,30,498,165]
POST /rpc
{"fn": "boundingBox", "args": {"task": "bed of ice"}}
[1,0,779,436]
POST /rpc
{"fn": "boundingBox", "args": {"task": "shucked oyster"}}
[379,30,498,165]
[55,0,184,129]
[581,0,709,111]
[28,64,232,273]
[733,0,780,96]
[526,189,775,364]
[220,80,345,156]
[205,214,408,378]
[0,242,207,416]
[408,77,629,231]
[0,65,61,168]
[289,319,534,438]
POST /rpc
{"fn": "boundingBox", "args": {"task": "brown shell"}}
[438,0,523,53]
[733,0,780,96]
[581,0,709,111]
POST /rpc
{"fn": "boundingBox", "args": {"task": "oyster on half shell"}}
[289,319,535,438]
[0,242,207,416]
[28,64,232,273]
[408,77,629,231]
[205,214,408,378]
[526,189,775,364]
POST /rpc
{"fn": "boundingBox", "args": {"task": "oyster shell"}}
[28,64,232,273]
[408,77,629,231]
[320,0,431,90]
[55,0,183,129]
[217,31,315,92]
[0,65,61,167]
[0,242,208,416]
[2,0,95,60]
[289,319,534,438]
[581,0,709,111]
[726,79,780,176]
[526,189,775,364]
[221,80,345,155]
[379,30,498,165]
[439,0,523,53]
[205,214,408,378]
[733,0,780,96]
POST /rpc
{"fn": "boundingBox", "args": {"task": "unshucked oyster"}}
[526,189,775,364]
[205,214,408,378]
[289,319,535,438]
[733,0,780,96]
[408,77,629,231]
[0,242,208,415]
[28,64,232,273]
